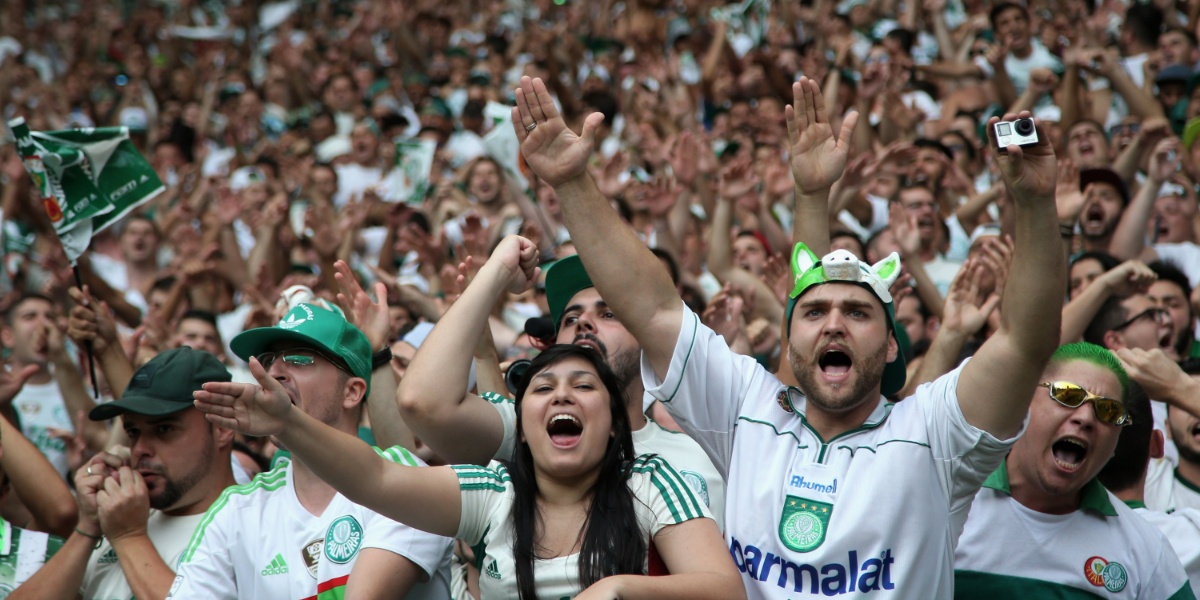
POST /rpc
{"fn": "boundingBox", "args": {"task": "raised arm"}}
[785,77,859,256]
[195,360,462,538]
[513,77,683,378]
[0,401,76,537]
[395,236,540,465]
[956,112,1065,438]
[1109,138,1177,261]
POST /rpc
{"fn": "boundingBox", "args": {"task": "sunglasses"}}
[1039,381,1132,426]
[1113,307,1169,331]
[256,348,351,375]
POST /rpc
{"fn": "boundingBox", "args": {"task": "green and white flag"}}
[385,138,437,204]
[8,117,164,262]
[482,100,530,190]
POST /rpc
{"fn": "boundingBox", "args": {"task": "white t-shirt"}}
[167,446,453,600]
[487,392,726,531]
[1145,458,1200,514]
[87,253,150,314]
[333,162,385,209]
[975,40,1063,97]
[0,517,61,595]
[12,379,72,478]
[1131,502,1200,593]
[1154,243,1200,288]
[644,306,1018,598]
[453,455,712,599]
[955,464,1192,598]
[83,510,203,600]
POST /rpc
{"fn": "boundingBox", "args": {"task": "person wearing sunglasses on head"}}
[166,303,453,600]
[954,342,1193,598]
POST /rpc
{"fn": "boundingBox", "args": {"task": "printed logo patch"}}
[1084,556,1128,592]
[261,553,289,576]
[778,495,832,553]
[324,516,364,564]
[97,547,118,565]
[680,470,711,507]
[303,538,323,579]
[485,558,502,580]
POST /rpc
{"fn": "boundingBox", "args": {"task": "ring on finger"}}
[525,122,537,132]
[87,466,94,476]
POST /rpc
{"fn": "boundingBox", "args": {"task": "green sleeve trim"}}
[954,570,1105,599]
[481,391,513,405]
[631,455,706,524]
[1168,582,1198,600]
[661,311,698,404]
[180,468,288,564]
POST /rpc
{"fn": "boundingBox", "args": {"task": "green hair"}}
[1047,342,1131,399]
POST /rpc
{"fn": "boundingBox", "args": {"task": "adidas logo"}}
[484,559,502,580]
[279,314,306,330]
[261,553,289,576]
[98,547,118,565]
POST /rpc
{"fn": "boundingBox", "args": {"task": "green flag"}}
[8,117,164,262]
[386,138,437,205]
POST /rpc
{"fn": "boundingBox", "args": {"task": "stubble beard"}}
[790,339,888,415]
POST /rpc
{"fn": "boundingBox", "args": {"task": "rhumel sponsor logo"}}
[790,476,838,495]
[1084,556,1127,592]
[730,537,896,595]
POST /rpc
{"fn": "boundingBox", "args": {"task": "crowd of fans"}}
[3,0,1200,597]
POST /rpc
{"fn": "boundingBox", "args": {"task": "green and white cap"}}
[785,243,908,397]
[231,303,373,393]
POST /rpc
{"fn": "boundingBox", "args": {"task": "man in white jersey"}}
[511,74,1064,598]
[1099,378,1200,592]
[397,254,725,528]
[14,347,238,600]
[955,343,1193,598]
[168,303,452,600]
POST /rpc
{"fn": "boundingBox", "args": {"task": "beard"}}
[790,338,888,415]
[574,334,640,389]
[143,433,214,510]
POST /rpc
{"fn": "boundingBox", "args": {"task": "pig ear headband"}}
[789,243,901,304]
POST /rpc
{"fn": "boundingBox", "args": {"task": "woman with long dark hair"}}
[194,236,742,600]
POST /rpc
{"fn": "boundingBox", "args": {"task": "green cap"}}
[784,243,908,397]
[89,347,230,421]
[230,303,373,393]
[545,255,595,333]
[1185,117,1200,151]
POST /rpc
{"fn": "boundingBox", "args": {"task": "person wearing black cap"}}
[14,347,236,600]
[1076,166,1132,254]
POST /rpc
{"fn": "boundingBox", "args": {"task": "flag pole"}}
[70,265,100,400]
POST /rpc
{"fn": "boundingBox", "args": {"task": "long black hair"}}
[507,344,645,599]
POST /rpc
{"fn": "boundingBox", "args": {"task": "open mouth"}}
[818,349,853,379]
[1078,143,1094,157]
[1082,205,1105,228]
[1190,423,1200,442]
[1159,329,1174,350]
[547,414,583,448]
[1051,437,1088,472]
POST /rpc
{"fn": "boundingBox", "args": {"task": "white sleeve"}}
[364,447,455,579]
[629,454,714,537]
[452,462,511,546]
[167,499,238,599]
[482,393,518,462]
[641,305,769,475]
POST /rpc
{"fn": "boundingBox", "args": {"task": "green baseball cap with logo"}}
[230,303,373,393]
[89,347,231,421]
[544,255,595,334]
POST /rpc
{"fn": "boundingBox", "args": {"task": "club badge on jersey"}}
[303,538,322,579]
[780,463,839,553]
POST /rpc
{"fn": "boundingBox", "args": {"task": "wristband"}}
[1059,223,1075,238]
[74,527,104,549]
[372,347,393,370]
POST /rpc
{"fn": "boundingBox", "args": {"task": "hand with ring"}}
[74,451,129,535]
[524,122,537,132]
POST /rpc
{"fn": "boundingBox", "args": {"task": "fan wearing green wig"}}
[510,73,1068,597]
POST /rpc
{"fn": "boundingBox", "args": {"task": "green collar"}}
[1123,500,1147,510]
[982,459,1118,517]
[1175,468,1200,495]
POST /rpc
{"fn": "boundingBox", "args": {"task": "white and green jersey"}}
[1146,457,1200,514]
[452,454,710,600]
[486,391,726,531]
[12,380,73,478]
[167,446,452,600]
[84,510,203,600]
[0,516,61,597]
[1128,501,1200,594]
[643,306,1017,599]
[955,463,1194,599]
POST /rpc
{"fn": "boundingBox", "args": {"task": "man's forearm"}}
[51,354,105,452]
[1001,197,1064,354]
[10,530,95,600]
[113,535,177,600]
[1108,178,1160,260]
[97,344,134,400]
[794,189,831,255]
[366,368,414,451]
[0,416,76,537]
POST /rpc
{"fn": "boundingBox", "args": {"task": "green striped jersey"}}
[167,446,452,600]
[0,516,62,596]
[453,454,711,599]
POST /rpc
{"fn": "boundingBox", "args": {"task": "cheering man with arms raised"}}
[510,75,1064,598]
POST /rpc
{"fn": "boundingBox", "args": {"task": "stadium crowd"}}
[2,0,1200,597]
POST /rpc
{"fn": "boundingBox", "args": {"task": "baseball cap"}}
[544,255,595,333]
[785,243,907,397]
[1157,64,1191,86]
[230,303,373,393]
[89,347,231,421]
[1079,168,1130,205]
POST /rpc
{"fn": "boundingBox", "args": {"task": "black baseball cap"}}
[1079,168,1130,206]
[89,347,231,421]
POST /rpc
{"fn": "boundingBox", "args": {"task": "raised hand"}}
[193,357,294,437]
[334,260,390,351]
[942,260,1001,336]
[785,77,859,195]
[986,111,1057,203]
[488,235,540,295]
[887,202,922,258]
[1055,159,1084,223]
[513,76,604,187]
[1147,137,1181,184]
[1097,259,1157,297]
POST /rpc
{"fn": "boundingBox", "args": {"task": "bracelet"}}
[74,527,104,549]
[1059,223,1075,237]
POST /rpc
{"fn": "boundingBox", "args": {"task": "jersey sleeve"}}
[1143,528,1197,600]
[167,492,239,600]
[452,462,512,546]
[482,392,518,463]
[364,446,454,579]
[641,304,768,476]
[628,454,713,538]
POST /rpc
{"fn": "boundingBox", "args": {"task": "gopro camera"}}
[993,118,1039,150]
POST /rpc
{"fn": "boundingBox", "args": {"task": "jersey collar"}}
[1174,468,1200,495]
[780,387,895,442]
[983,459,1118,517]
